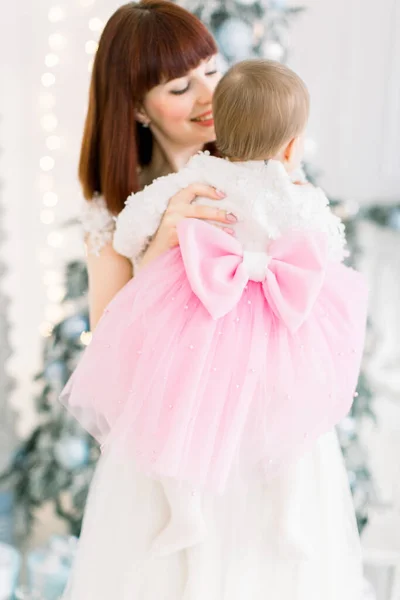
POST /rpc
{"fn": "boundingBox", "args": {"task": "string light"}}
[39,322,54,338]
[41,114,58,132]
[40,156,55,171]
[85,5,103,76]
[48,6,65,22]
[46,285,66,303]
[42,270,63,286]
[80,331,93,346]
[38,1,103,337]
[45,53,60,67]
[48,32,66,51]
[85,40,98,54]
[42,191,58,207]
[262,41,284,61]
[41,73,56,87]
[38,5,68,336]
[88,17,104,32]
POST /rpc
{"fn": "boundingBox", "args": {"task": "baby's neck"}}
[226,155,296,176]
[227,155,271,163]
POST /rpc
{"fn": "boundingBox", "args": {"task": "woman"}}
[80,0,234,330]
[64,2,364,599]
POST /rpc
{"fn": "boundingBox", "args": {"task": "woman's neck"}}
[141,139,203,186]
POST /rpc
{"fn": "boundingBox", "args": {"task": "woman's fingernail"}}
[226,213,237,223]
[224,228,235,236]
[215,189,226,198]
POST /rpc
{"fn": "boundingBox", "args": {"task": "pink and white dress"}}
[61,154,367,600]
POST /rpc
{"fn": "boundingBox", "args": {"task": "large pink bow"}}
[178,219,328,332]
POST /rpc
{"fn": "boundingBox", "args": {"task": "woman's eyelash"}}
[171,86,189,95]
[170,70,218,95]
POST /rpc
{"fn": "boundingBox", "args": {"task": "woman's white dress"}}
[62,191,364,600]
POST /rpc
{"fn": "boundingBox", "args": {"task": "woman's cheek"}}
[166,97,193,123]
[159,102,189,127]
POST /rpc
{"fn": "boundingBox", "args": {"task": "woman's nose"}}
[197,78,215,105]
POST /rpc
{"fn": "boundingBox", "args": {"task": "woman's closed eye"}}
[170,70,219,95]
[170,85,189,96]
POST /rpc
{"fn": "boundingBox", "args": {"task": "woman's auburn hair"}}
[79,0,218,214]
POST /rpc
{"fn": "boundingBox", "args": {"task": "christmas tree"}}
[0,181,18,546]
[0,197,17,461]
[0,262,98,538]
[3,0,391,537]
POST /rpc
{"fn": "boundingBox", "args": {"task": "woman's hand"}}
[141,183,236,267]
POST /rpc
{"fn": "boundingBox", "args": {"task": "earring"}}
[142,121,150,128]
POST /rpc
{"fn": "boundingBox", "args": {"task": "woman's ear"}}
[135,108,151,127]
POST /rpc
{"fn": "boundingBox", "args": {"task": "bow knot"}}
[178,220,328,332]
[242,251,270,282]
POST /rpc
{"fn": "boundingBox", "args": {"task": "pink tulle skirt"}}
[61,247,367,493]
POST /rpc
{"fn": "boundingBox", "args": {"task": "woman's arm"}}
[86,238,133,330]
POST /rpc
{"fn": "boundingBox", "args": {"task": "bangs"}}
[138,9,217,92]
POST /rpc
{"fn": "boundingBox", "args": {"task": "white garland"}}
[0,143,17,469]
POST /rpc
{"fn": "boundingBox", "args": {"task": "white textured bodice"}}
[82,153,346,266]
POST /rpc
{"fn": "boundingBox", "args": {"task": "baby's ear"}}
[283,137,297,164]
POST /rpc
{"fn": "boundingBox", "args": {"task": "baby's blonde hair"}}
[213,59,310,161]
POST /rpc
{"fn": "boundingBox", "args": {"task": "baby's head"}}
[213,59,309,172]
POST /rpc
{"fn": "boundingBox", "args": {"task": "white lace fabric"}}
[81,196,116,256]
[80,155,346,267]
[113,153,346,267]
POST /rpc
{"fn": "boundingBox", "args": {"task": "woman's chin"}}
[201,127,216,145]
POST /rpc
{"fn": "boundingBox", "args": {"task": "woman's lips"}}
[191,111,214,127]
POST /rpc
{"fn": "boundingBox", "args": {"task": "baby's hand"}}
[290,166,310,186]
[292,179,312,186]
[293,180,313,187]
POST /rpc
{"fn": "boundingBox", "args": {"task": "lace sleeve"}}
[81,196,116,256]
[113,168,197,263]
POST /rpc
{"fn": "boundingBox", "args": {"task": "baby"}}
[111,59,347,557]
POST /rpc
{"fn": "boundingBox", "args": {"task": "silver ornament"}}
[216,18,254,61]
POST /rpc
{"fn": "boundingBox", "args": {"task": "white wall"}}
[1,3,39,436]
[0,0,399,439]
[288,0,400,554]
[289,0,400,203]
